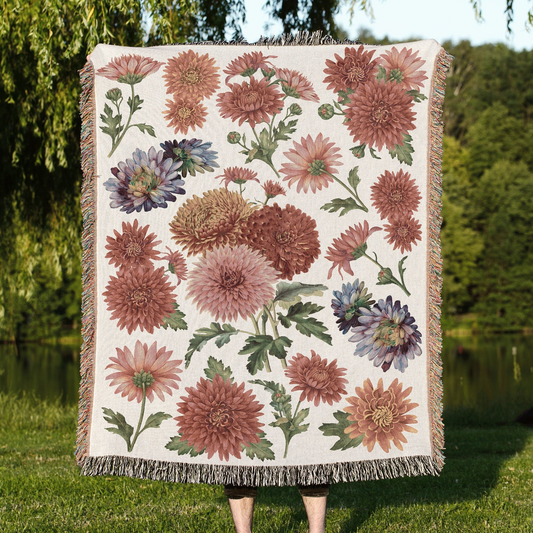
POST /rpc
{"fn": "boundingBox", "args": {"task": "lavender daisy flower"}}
[349,296,422,372]
[331,279,375,334]
[160,138,219,177]
[104,147,185,213]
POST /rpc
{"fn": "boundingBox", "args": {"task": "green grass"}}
[1,394,533,532]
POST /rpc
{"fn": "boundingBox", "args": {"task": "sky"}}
[241,0,533,51]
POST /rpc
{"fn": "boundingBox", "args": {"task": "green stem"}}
[325,171,368,212]
[264,304,287,368]
[363,252,411,297]
[250,314,271,372]
[108,84,136,158]
[128,384,147,452]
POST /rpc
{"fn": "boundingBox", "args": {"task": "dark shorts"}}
[223,484,330,499]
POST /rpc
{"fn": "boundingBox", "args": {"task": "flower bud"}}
[227,132,241,144]
[318,103,335,120]
[377,268,394,284]
[289,103,303,116]
[106,88,122,102]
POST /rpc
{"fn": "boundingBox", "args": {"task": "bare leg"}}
[228,496,255,533]
[302,495,327,533]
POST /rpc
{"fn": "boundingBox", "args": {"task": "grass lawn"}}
[1,394,532,532]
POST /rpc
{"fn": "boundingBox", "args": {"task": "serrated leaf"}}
[135,123,156,136]
[185,323,239,367]
[205,356,233,382]
[161,303,187,331]
[376,65,388,83]
[274,282,327,305]
[319,410,364,451]
[239,335,273,375]
[128,94,143,113]
[100,105,122,138]
[243,432,275,461]
[273,119,297,141]
[389,133,414,166]
[398,256,407,277]
[143,412,172,430]
[347,166,361,190]
[337,89,353,105]
[406,89,428,102]
[321,197,361,216]
[270,336,292,359]
[166,435,205,456]
[102,407,133,446]
[278,302,332,345]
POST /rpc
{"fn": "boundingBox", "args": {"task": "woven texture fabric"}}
[77,38,451,486]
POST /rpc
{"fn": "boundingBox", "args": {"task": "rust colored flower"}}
[326,221,382,279]
[275,68,319,102]
[103,265,176,334]
[175,374,264,461]
[384,215,422,253]
[217,77,284,129]
[344,378,418,453]
[344,78,416,151]
[285,351,348,407]
[163,50,220,99]
[371,169,421,220]
[323,46,379,94]
[378,47,427,91]
[164,96,207,135]
[239,203,320,280]
[97,54,163,85]
[223,51,277,83]
[280,133,342,193]
[105,219,161,270]
[169,188,256,256]
[216,166,260,188]
[262,180,286,199]
[186,244,277,323]
[160,246,187,285]
[106,340,182,403]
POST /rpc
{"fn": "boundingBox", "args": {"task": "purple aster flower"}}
[349,295,422,372]
[331,279,375,334]
[160,138,219,177]
[104,147,185,213]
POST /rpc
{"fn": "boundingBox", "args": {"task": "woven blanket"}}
[77,36,452,486]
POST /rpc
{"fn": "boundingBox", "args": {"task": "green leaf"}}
[250,380,292,415]
[166,435,205,456]
[398,256,407,278]
[204,356,233,382]
[273,119,298,141]
[347,166,361,191]
[319,410,364,451]
[243,432,275,461]
[128,94,143,113]
[135,123,156,136]
[336,88,353,105]
[271,408,309,439]
[161,303,187,331]
[143,412,172,430]
[185,323,239,367]
[269,336,292,359]
[369,147,381,160]
[377,65,388,83]
[321,197,361,216]
[100,104,122,139]
[274,282,328,305]
[102,407,133,446]
[239,335,273,375]
[278,302,332,345]
[389,133,414,166]
[406,89,428,102]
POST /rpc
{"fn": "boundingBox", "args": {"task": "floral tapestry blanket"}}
[77,37,452,486]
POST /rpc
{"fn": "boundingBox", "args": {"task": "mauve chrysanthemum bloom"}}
[285,351,348,407]
[371,169,422,220]
[216,167,260,187]
[163,50,220,99]
[103,265,176,334]
[384,215,422,254]
[186,245,277,323]
[280,133,343,194]
[274,68,319,102]
[323,46,379,94]
[217,77,284,129]
[344,78,416,151]
[160,138,219,177]
[349,296,422,372]
[164,96,207,135]
[262,180,286,199]
[223,51,277,84]
[170,188,256,256]
[176,374,264,461]
[105,340,182,403]
[104,147,184,214]
[105,219,161,270]
[160,246,187,285]
[239,203,320,280]
[97,54,163,85]
[344,377,418,453]
[378,47,428,91]
[326,221,382,279]
[331,279,375,334]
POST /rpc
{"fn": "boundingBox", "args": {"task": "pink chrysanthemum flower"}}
[216,167,260,187]
[186,244,278,323]
[97,54,163,85]
[280,133,343,193]
[274,68,319,102]
[285,351,348,406]
[106,340,182,403]
[383,215,422,253]
[223,51,277,84]
[160,246,187,285]
[326,221,382,279]
[164,96,207,135]
[176,374,264,461]
[262,180,286,199]
[378,47,428,91]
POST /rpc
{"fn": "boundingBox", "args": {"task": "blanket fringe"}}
[81,454,440,486]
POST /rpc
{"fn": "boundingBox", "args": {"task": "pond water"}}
[1,335,532,418]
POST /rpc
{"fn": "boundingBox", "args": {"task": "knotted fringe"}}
[81,454,440,486]
[76,60,97,465]
[426,47,454,473]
